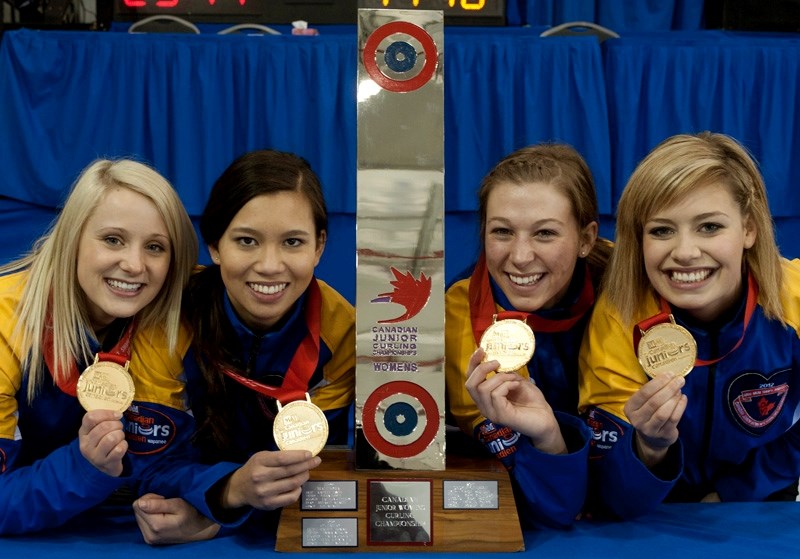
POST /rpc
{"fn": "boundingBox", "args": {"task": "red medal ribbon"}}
[468,252,595,345]
[633,271,759,367]
[218,278,322,404]
[43,314,136,397]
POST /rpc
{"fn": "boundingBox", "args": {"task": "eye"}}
[284,237,305,248]
[646,225,673,238]
[236,237,257,247]
[489,227,513,238]
[145,242,168,254]
[104,236,123,246]
[534,229,557,240]
[699,222,723,234]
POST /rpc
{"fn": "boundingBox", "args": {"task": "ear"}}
[579,221,599,258]
[208,244,221,265]
[743,214,757,250]
[314,230,327,267]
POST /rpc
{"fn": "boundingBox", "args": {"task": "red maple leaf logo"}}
[370,267,431,324]
[758,396,776,417]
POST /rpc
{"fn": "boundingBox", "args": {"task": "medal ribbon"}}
[43,312,136,397]
[633,271,758,367]
[469,252,595,345]
[217,278,322,404]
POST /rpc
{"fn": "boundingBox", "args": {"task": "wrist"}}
[529,421,568,455]
[634,432,669,469]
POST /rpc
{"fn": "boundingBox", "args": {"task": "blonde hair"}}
[606,132,782,324]
[3,159,198,401]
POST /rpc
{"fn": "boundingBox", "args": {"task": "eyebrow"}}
[487,216,566,227]
[228,226,312,237]
[647,211,728,224]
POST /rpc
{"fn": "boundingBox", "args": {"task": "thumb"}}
[134,493,166,514]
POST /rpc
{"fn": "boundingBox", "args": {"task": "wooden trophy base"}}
[275,448,524,552]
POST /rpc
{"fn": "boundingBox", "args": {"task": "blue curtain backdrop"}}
[507,0,705,30]
[1,23,799,302]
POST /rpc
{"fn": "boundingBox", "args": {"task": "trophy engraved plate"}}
[301,481,358,511]
[479,318,535,373]
[638,322,697,378]
[443,480,499,509]
[368,480,432,545]
[302,518,358,548]
[273,394,329,456]
[355,6,446,471]
[76,358,135,413]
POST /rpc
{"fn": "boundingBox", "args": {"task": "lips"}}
[248,282,287,295]
[106,278,143,292]
[668,269,713,284]
[508,272,544,286]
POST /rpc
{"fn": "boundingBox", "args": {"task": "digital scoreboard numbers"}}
[114,0,506,26]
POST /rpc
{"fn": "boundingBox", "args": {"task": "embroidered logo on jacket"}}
[124,404,176,454]
[727,370,789,436]
[585,407,623,458]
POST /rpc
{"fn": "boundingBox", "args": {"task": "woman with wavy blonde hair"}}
[0,159,246,536]
[579,132,799,520]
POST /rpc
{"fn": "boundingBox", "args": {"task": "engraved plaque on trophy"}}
[367,480,432,545]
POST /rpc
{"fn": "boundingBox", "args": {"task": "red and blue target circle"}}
[362,21,438,93]
[362,380,440,458]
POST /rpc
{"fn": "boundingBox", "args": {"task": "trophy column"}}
[354,8,445,472]
[276,8,523,552]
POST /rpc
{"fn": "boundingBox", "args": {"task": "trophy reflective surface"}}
[354,7,445,472]
[276,8,523,551]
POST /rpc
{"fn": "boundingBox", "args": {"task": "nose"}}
[253,244,285,274]
[671,232,702,263]
[509,236,535,268]
[119,247,145,275]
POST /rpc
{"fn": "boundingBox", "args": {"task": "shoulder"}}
[445,276,470,306]
[0,270,27,301]
[317,279,354,318]
[779,258,800,329]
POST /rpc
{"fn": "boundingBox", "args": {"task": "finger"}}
[465,360,503,395]
[627,374,685,417]
[641,391,686,436]
[80,411,123,435]
[251,450,315,468]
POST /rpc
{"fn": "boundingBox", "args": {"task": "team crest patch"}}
[727,370,789,436]
[124,404,176,455]
[0,447,6,473]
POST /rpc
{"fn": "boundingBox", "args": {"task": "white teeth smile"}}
[249,282,287,295]
[107,279,142,292]
[670,270,711,283]
[509,273,543,286]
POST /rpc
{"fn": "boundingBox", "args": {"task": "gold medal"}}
[478,316,536,373]
[273,393,329,456]
[76,355,135,413]
[638,319,697,378]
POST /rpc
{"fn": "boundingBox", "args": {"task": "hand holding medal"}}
[478,314,536,373]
